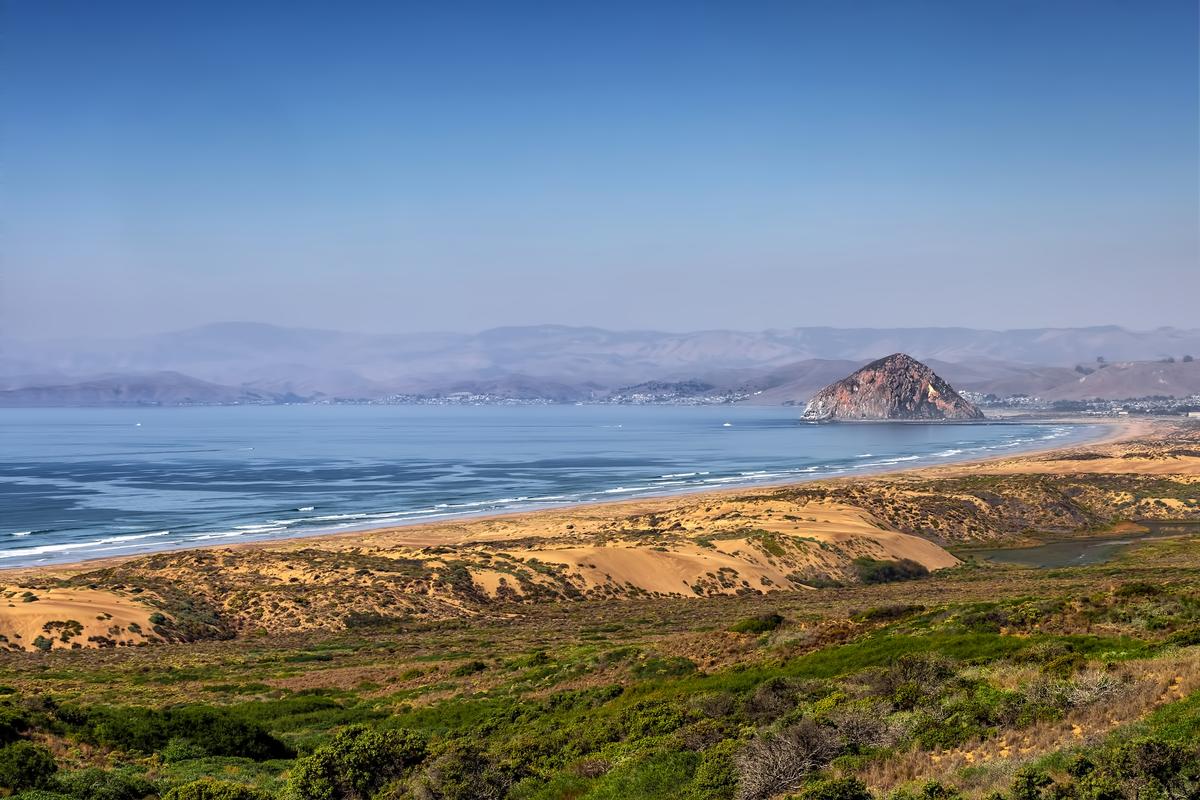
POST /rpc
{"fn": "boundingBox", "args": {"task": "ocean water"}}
[0,406,1101,567]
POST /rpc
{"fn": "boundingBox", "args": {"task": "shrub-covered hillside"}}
[1,533,1198,800]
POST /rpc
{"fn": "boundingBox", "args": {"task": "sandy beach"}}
[3,417,1196,650]
[1,417,1145,578]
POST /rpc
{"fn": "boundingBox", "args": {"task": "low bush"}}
[735,720,839,800]
[743,677,801,722]
[686,739,738,800]
[0,741,58,792]
[162,778,270,800]
[729,614,784,634]
[795,776,873,800]
[1165,626,1200,647]
[450,660,486,677]
[852,558,929,585]
[288,724,427,800]
[1020,736,1200,800]
[407,739,512,800]
[1114,581,1163,598]
[51,768,156,800]
[57,704,290,761]
[580,749,698,800]
[861,653,956,711]
[887,781,964,800]
[0,706,30,746]
[853,605,925,623]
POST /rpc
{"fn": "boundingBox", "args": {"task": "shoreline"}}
[0,416,1149,579]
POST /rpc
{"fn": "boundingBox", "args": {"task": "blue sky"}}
[3,1,1197,337]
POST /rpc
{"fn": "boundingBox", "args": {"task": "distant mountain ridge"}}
[0,371,281,407]
[1,323,1198,406]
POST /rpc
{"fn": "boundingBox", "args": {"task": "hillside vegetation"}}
[1,532,1199,799]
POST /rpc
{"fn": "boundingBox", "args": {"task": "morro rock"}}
[802,353,984,421]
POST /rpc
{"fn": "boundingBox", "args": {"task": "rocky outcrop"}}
[802,353,984,421]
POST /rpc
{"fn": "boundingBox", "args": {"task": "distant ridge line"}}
[2,323,1198,406]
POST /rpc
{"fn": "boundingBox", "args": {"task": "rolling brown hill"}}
[1041,360,1200,400]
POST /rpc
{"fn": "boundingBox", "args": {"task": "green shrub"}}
[863,653,956,710]
[1114,581,1163,598]
[1036,736,1200,799]
[797,776,874,800]
[1165,626,1200,647]
[571,749,697,800]
[51,768,156,800]
[887,782,964,800]
[0,741,58,791]
[911,682,1021,750]
[912,712,984,750]
[622,700,694,739]
[407,739,511,800]
[42,621,83,643]
[729,613,784,634]
[0,706,30,746]
[854,605,925,623]
[685,739,738,800]
[9,790,71,800]
[450,660,486,677]
[853,558,929,585]
[1039,652,1086,677]
[159,737,209,763]
[1106,737,1198,790]
[1008,767,1052,800]
[957,607,1008,634]
[61,704,290,760]
[161,778,270,800]
[288,724,427,800]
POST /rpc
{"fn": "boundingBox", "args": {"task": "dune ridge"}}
[2,419,1196,652]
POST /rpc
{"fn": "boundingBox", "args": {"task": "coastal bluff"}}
[802,353,985,421]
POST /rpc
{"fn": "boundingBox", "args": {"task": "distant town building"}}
[1188,411,1200,418]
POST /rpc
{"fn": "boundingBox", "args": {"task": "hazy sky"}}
[3,1,1197,339]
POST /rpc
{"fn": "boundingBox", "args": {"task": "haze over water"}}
[0,406,1101,567]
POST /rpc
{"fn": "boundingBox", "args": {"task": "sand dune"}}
[1,419,1195,651]
[0,585,158,651]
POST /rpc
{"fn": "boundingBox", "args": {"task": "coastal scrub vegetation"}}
[1,533,1199,800]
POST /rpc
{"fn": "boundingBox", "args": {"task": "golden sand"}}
[3,418,1195,650]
